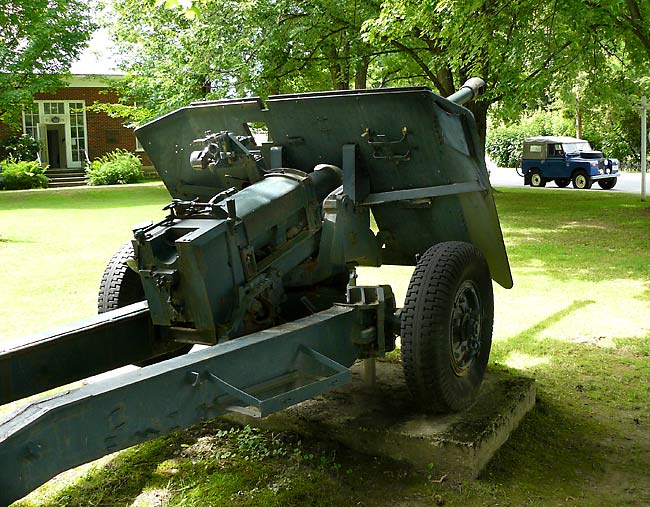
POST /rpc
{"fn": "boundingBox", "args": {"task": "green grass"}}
[2,185,650,506]
[0,183,171,339]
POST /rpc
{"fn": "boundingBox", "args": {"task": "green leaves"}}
[0,158,48,190]
[104,0,648,152]
[0,0,95,125]
[85,149,144,185]
[154,0,199,19]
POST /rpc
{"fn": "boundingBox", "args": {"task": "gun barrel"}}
[446,77,486,105]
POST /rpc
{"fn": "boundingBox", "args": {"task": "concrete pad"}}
[226,361,536,480]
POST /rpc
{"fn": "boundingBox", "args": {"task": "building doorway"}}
[45,124,67,168]
[23,101,87,169]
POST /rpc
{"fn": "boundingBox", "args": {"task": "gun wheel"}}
[401,241,493,413]
[99,242,192,364]
[98,242,145,312]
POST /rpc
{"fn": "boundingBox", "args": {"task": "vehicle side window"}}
[547,144,564,157]
[525,144,543,159]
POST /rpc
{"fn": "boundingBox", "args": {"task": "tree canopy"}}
[106,0,388,120]
[0,0,95,126]
[105,0,649,154]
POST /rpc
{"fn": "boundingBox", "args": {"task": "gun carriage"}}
[0,78,511,505]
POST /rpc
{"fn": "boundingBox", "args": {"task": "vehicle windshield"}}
[562,141,592,154]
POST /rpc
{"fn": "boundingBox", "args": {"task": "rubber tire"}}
[98,242,145,312]
[554,178,570,188]
[98,242,192,363]
[572,171,592,189]
[529,169,546,187]
[598,178,617,190]
[401,241,494,414]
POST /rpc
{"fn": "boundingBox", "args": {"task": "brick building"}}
[0,74,147,169]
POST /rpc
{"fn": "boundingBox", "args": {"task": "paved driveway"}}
[488,165,646,195]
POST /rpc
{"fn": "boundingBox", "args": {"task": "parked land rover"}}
[521,136,619,189]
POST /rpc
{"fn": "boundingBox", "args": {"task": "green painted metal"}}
[136,83,512,289]
[445,77,486,105]
[0,80,512,505]
[133,166,344,345]
[0,305,364,506]
[0,302,169,405]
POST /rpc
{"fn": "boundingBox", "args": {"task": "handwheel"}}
[401,241,494,413]
[99,242,192,364]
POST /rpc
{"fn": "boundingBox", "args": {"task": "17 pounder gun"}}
[0,78,511,505]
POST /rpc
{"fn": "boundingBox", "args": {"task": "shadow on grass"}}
[482,299,650,502]
[15,420,361,507]
[480,394,608,498]
[497,299,596,350]
[0,237,36,244]
[636,284,650,302]
[15,433,186,507]
[14,420,243,507]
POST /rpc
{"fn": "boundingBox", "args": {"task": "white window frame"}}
[22,100,89,168]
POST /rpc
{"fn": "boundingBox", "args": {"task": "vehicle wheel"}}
[98,242,192,364]
[554,178,570,188]
[529,169,546,187]
[98,242,145,312]
[572,171,592,189]
[401,241,493,413]
[598,178,617,190]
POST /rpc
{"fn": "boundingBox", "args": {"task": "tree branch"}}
[388,39,446,92]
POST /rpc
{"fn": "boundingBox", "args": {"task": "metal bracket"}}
[205,345,351,418]
[363,127,411,161]
[342,143,369,203]
[362,180,485,206]
[270,146,283,169]
[345,285,397,356]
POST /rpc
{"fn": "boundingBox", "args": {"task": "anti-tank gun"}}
[0,78,511,505]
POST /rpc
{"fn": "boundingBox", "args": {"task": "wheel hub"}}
[450,280,482,376]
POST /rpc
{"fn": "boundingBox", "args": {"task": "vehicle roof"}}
[523,136,586,144]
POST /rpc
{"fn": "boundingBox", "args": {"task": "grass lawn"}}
[1,184,649,506]
[0,183,171,339]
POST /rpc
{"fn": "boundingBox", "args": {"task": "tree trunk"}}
[326,47,348,90]
[354,56,370,89]
[575,96,583,139]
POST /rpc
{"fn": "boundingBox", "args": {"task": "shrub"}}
[86,149,144,185]
[486,110,574,168]
[0,134,41,162]
[0,158,48,190]
[485,124,525,168]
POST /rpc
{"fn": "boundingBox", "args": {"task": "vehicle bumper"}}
[590,173,619,181]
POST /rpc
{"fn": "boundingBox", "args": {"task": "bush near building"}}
[0,159,48,190]
[86,149,144,185]
[0,135,41,162]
